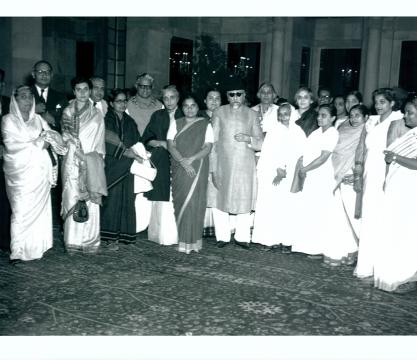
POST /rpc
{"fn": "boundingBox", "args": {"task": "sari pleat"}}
[171,118,209,253]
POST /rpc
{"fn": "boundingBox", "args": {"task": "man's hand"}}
[35,103,46,114]
[234,133,251,143]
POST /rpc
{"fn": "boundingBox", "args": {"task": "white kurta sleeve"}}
[205,124,214,143]
[166,120,178,141]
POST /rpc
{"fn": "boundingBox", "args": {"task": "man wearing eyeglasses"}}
[30,60,68,133]
[317,87,333,106]
[30,60,69,234]
[127,73,164,137]
[209,76,263,250]
[90,76,108,116]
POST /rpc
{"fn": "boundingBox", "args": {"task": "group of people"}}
[0,60,416,295]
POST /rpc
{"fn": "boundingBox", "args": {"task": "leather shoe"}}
[216,241,228,248]
[235,240,250,250]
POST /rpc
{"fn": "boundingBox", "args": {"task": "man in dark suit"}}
[0,68,11,252]
[31,60,68,132]
[0,68,10,119]
[30,60,68,233]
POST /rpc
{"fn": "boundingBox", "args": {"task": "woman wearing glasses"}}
[100,89,142,248]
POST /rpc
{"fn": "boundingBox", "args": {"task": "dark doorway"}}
[399,41,417,93]
[227,42,261,106]
[319,48,361,96]
[169,36,193,96]
[76,41,94,79]
[299,47,311,87]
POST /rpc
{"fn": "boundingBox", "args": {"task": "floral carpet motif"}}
[0,234,417,335]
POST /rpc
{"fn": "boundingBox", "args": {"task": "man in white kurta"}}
[209,78,263,249]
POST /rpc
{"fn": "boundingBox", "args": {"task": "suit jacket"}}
[31,85,68,133]
[0,95,10,119]
[141,108,183,201]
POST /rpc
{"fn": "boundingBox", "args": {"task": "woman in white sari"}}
[373,97,417,293]
[354,88,403,280]
[251,103,306,251]
[61,77,106,254]
[1,85,66,262]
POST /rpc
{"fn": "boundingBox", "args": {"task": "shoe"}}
[216,241,228,248]
[235,240,250,250]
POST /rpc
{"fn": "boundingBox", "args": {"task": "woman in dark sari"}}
[167,95,213,254]
[100,88,141,246]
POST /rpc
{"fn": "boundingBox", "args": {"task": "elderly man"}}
[209,77,263,249]
[30,60,68,132]
[90,76,108,116]
[127,73,163,136]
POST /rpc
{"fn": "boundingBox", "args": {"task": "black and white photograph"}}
[1,1,417,359]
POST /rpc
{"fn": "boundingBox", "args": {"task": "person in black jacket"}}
[30,60,68,132]
[30,60,69,232]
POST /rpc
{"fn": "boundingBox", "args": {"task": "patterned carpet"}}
[1,232,417,336]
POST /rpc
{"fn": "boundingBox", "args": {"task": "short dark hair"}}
[33,60,53,72]
[71,76,93,90]
[372,87,399,111]
[346,90,363,103]
[318,103,337,117]
[349,104,369,117]
[109,88,127,102]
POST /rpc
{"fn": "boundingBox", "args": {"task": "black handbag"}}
[72,199,89,223]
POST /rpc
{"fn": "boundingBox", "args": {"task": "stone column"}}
[362,18,382,107]
[270,18,287,95]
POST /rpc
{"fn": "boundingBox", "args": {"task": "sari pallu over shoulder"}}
[171,118,210,250]
[61,100,105,219]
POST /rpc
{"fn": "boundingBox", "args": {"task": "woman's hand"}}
[74,148,85,162]
[298,166,307,179]
[180,157,195,166]
[182,162,196,177]
[234,133,251,143]
[353,173,363,193]
[384,150,396,164]
[272,167,287,186]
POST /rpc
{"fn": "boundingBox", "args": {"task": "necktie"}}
[40,89,46,103]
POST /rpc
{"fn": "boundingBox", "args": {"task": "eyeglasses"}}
[227,92,243,98]
[35,70,51,76]
[137,84,152,90]
[114,100,127,104]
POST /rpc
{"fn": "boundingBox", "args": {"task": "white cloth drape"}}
[2,96,54,260]
[252,117,306,247]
